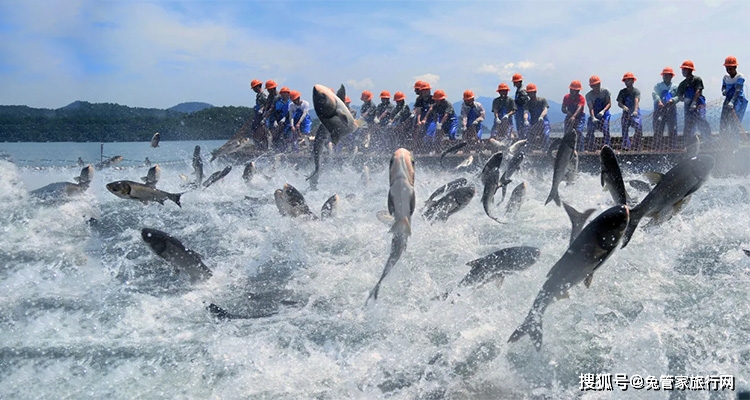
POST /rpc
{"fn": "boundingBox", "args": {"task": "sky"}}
[0,0,748,110]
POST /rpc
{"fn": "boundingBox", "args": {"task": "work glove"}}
[689,104,697,112]
[596,111,604,119]
[591,117,599,124]
[727,101,735,109]
[436,122,443,130]
[524,120,530,127]
[631,111,638,117]
[622,106,630,114]
[471,120,479,126]
[502,114,509,120]
[494,117,501,124]
[374,117,380,124]
[537,117,544,123]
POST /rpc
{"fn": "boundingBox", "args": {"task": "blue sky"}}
[0,0,748,110]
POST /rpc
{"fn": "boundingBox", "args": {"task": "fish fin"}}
[207,303,233,320]
[545,187,560,207]
[600,172,605,188]
[621,207,643,248]
[336,84,346,103]
[562,201,596,246]
[141,176,148,183]
[643,172,664,186]
[508,310,543,351]
[584,274,594,288]
[376,210,395,225]
[73,177,82,183]
[387,190,395,216]
[744,249,750,257]
[168,192,183,208]
[390,217,411,237]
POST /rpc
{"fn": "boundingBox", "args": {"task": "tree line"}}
[0,101,256,142]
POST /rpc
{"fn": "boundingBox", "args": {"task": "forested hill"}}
[0,101,253,142]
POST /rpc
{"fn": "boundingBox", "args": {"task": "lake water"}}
[0,140,748,399]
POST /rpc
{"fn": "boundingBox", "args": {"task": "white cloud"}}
[414,74,440,88]
[478,61,555,81]
[346,78,374,92]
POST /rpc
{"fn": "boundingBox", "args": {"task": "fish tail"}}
[562,201,595,244]
[621,207,643,248]
[169,192,183,208]
[207,303,233,320]
[545,187,560,207]
[508,310,543,351]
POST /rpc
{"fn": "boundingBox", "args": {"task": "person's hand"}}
[631,111,638,117]
[596,111,604,119]
[436,122,443,130]
[591,117,599,124]
[622,106,630,114]
[502,114,509,120]
[727,101,735,109]
[538,116,544,123]
[524,120,530,127]
[471,120,479,127]
[495,117,501,124]
[657,102,664,109]
[374,117,380,124]
[689,103,697,112]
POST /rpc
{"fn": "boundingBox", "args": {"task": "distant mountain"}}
[169,102,214,113]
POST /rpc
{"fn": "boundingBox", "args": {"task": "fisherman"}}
[651,67,679,149]
[357,90,376,150]
[426,89,459,148]
[523,83,550,150]
[287,90,312,152]
[721,56,747,137]
[271,87,292,151]
[250,79,267,132]
[512,73,530,139]
[676,60,711,140]
[374,90,395,150]
[76,157,85,167]
[616,72,642,150]
[262,80,278,131]
[387,91,412,149]
[460,89,486,146]
[492,83,516,141]
[562,80,586,151]
[414,82,436,151]
[584,75,612,151]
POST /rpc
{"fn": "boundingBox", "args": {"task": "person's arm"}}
[729,76,745,106]
[572,96,584,119]
[652,83,663,107]
[476,104,485,124]
[507,100,516,118]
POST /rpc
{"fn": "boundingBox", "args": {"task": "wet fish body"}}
[600,145,628,205]
[106,180,182,207]
[193,146,204,185]
[545,130,576,206]
[460,246,541,287]
[141,228,212,282]
[508,205,630,350]
[150,132,160,148]
[321,194,340,220]
[422,186,475,222]
[479,152,504,223]
[203,166,232,189]
[141,164,161,188]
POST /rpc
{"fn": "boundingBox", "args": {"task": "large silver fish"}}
[621,155,714,248]
[439,141,468,166]
[203,166,232,189]
[274,183,318,219]
[367,148,415,304]
[192,145,203,186]
[600,145,628,205]
[545,130,576,206]
[242,161,256,183]
[505,182,527,214]
[308,84,358,188]
[95,155,123,170]
[106,180,182,207]
[422,186,475,222]
[508,205,629,350]
[141,164,161,188]
[499,151,524,202]
[30,165,94,201]
[459,246,540,288]
[150,132,160,148]
[141,228,212,282]
[423,177,469,210]
[320,194,340,220]
[479,152,504,224]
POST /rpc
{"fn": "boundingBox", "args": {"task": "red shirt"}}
[562,94,585,117]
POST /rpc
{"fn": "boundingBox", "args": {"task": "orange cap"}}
[512,73,523,83]
[463,90,475,101]
[361,90,373,101]
[589,75,601,86]
[680,60,695,71]
[525,83,537,93]
[265,80,277,90]
[622,72,636,82]
[279,86,291,94]
[569,80,582,90]
[496,83,510,92]
[433,89,446,101]
[724,56,738,67]
[661,67,674,76]
[380,90,391,99]
[420,82,431,90]
[394,91,405,102]
[345,96,351,103]
[250,79,262,89]
[414,80,424,89]
[290,90,301,101]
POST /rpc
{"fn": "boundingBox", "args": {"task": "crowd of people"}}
[246,56,746,155]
